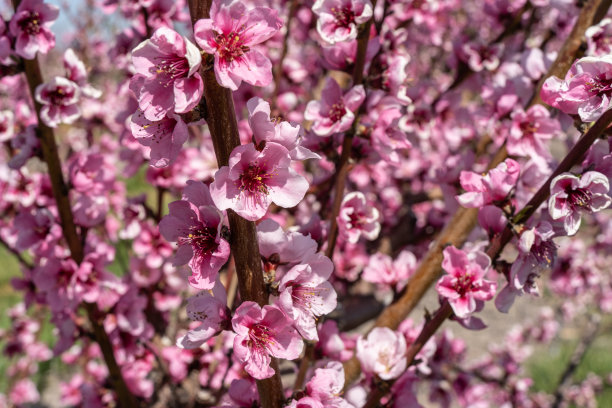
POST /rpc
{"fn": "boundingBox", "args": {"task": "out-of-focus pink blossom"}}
[312,0,373,44]
[9,0,59,59]
[131,27,203,120]
[362,249,417,291]
[586,18,612,57]
[507,105,559,160]
[0,110,15,142]
[456,158,520,208]
[541,55,612,122]
[305,361,353,407]
[159,180,230,289]
[35,77,81,128]
[210,142,308,221]
[63,48,102,98]
[177,280,230,349]
[496,222,556,313]
[305,77,365,136]
[130,111,189,167]
[193,0,282,90]
[232,301,303,379]
[337,191,380,243]
[356,327,407,380]
[548,171,611,236]
[436,246,496,318]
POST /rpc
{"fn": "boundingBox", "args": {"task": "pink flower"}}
[312,0,373,44]
[586,18,612,56]
[9,0,59,59]
[193,0,282,90]
[356,327,407,380]
[541,55,612,122]
[305,361,353,408]
[131,27,203,120]
[159,180,230,289]
[0,110,15,142]
[232,301,303,379]
[337,192,381,244]
[278,263,337,341]
[9,378,40,405]
[435,246,497,318]
[496,222,556,313]
[548,171,612,236]
[177,279,230,349]
[130,111,189,167]
[63,48,102,98]
[247,97,319,160]
[35,76,81,128]
[362,250,417,291]
[506,105,560,160]
[209,143,309,221]
[459,41,503,72]
[456,158,520,208]
[305,77,365,136]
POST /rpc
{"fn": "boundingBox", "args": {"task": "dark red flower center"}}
[19,11,41,35]
[43,86,76,106]
[213,31,250,63]
[331,6,356,28]
[181,225,219,257]
[531,240,556,267]
[328,101,346,122]
[566,187,593,209]
[239,164,271,195]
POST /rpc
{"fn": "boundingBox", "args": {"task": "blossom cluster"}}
[1,0,612,407]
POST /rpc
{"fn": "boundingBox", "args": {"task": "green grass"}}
[527,328,612,406]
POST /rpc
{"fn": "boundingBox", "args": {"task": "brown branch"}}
[187,1,284,407]
[11,0,139,403]
[342,0,611,387]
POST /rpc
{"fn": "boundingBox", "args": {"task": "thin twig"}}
[0,236,33,269]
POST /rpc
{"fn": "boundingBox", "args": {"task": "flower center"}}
[328,102,346,122]
[19,11,41,35]
[248,323,274,352]
[567,187,593,208]
[331,6,356,28]
[519,120,539,136]
[453,273,476,296]
[531,240,556,267]
[214,31,250,63]
[154,56,190,80]
[239,164,270,195]
[586,74,612,97]
[181,225,219,257]
[45,86,75,106]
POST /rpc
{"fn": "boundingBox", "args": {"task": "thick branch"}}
[187,1,284,407]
